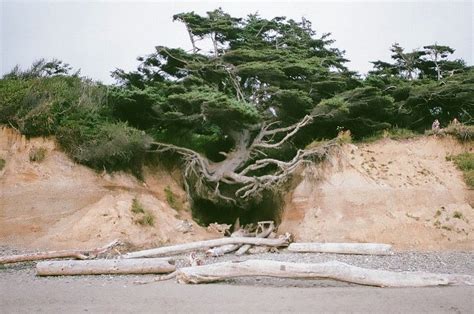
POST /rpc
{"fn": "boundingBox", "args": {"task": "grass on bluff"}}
[164,185,184,211]
[29,147,47,162]
[131,197,155,226]
[360,128,418,143]
[447,153,474,188]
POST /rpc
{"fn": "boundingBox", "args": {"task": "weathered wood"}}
[235,221,275,256]
[124,235,291,259]
[0,240,121,264]
[36,258,175,276]
[206,244,240,257]
[176,260,473,287]
[287,243,393,255]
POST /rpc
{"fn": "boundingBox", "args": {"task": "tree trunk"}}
[36,258,175,276]
[123,236,290,259]
[287,243,393,255]
[0,240,121,264]
[176,260,473,287]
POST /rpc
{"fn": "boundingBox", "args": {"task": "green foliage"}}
[447,153,474,188]
[164,185,184,211]
[336,130,352,144]
[131,198,155,226]
[312,87,395,139]
[360,128,418,143]
[3,58,77,80]
[29,147,47,162]
[137,211,155,226]
[58,121,152,174]
[0,158,5,171]
[442,123,474,141]
[449,153,474,172]
[112,11,355,159]
[131,197,145,214]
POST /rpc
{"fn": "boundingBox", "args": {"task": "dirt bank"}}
[1,127,473,251]
[0,127,219,250]
[280,136,473,251]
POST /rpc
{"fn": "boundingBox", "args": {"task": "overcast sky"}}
[1,0,472,83]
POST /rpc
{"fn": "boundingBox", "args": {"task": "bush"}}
[131,198,145,214]
[58,121,152,175]
[447,153,474,188]
[361,128,418,143]
[130,198,155,226]
[443,124,474,141]
[0,158,5,170]
[29,147,47,162]
[137,211,155,226]
[164,185,184,210]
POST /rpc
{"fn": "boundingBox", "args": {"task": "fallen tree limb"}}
[175,260,473,287]
[206,244,241,257]
[287,243,393,255]
[235,221,275,256]
[124,235,291,259]
[36,258,175,276]
[0,240,122,264]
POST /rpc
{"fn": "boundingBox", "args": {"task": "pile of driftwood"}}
[1,221,473,287]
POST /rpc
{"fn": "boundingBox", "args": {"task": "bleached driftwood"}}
[205,228,251,257]
[175,260,473,287]
[0,240,122,264]
[287,243,393,255]
[124,235,291,259]
[235,221,275,256]
[36,258,175,276]
[206,244,241,257]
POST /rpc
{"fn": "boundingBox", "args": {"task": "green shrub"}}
[453,211,464,219]
[29,147,47,162]
[443,124,473,142]
[448,153,474,188]
[360,128,418,143]
[164,185,184,210]
[449,153,474,171]
[58,121,152,175]
[131,198,145,214]
[130,198,155,226]
[136,211,155,226]
[0,158,5,171]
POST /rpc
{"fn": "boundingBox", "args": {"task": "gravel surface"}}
[1,246,473,288]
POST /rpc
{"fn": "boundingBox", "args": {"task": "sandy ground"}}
[1,252,473,313]
[0,127,220,250]
[2,278,473,313]
[280,136,474,250]
[1,127,473,251]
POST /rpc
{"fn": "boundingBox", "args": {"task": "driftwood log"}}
[124,235,291,259]
[288,243,393,255]
[175,260,474,287]
[235,221,275,256]
[0,240,121,264]
[36,258,175,276]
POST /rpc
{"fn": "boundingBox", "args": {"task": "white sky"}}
[1,0,473,83]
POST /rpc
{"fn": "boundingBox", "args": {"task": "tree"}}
[3,58,78,80]
[111,10,355,209]
[420,44,466,80]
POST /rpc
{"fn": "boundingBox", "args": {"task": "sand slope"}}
[279,136,474,250]
[0,127,219,250]
[1,127,473,251]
